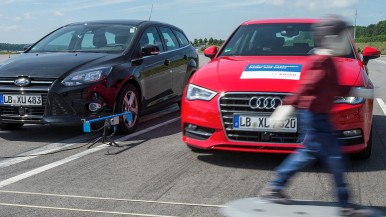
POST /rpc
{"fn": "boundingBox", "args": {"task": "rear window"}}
[159,27,180,51]
[173,29,190,47]
[219,23,354,58]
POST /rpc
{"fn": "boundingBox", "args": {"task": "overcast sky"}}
[0,0,385,44]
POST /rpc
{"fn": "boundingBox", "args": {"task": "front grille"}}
[47,93,76,116]
[219,92,300,143]
[0,77,55,122]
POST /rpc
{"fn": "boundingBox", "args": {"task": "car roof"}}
[67,19,175,28]
[241,18,319,25]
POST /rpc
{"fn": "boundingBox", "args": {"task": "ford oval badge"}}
[14,77,30,87]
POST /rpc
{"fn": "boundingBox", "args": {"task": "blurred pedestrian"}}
[259,15,374,217]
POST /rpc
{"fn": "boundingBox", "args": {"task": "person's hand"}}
[268,105,295,128]
[349,87,374,99]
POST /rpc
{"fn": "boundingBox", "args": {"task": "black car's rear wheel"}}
[115,84,140,134]
[0,123,24,130]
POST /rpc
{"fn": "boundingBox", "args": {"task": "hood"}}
[0,52,121,78]
[191,56,360,93]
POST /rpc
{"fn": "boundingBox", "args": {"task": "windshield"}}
[29,24,138,53]
[219,23,354,58]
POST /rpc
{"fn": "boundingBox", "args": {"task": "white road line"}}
[0,117,180,188]
[0,145,107,188]
[0,189,224,208]
[0,202,177,217]
[0,135,94,169]
[139,105,179,123]
[374,59,386,65]
[376,98,386,115]
[0,107,179,169]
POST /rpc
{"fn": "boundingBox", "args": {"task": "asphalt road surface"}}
[0,54,386,217]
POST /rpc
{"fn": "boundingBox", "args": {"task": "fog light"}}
[89,103,102,112]
[187,124,198,130]
[343,129,361,137]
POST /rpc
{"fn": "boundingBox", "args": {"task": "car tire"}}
[353,127,372,159]
[115,84,140,134]
[0,123,24,130]
[177,101,182,109]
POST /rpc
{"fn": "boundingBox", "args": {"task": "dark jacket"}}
[284,54,351,113]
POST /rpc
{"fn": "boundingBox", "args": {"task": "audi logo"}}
[14,77,30,87]
[248,96,282,109]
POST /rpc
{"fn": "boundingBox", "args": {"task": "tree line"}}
[0,43,27,52]
[0,38,226,52]
[191,38,225,47]
[353,19,386,42]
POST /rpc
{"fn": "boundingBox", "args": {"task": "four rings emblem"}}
[248,96,282,109]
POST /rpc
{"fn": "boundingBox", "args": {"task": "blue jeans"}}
[270,109,349,207]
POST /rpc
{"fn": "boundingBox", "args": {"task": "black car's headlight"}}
[334,97,365,105]
[186,84,217,101]
[62,67,112,86]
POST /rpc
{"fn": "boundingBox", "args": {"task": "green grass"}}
[0,51,18,55]
[355,41,386,55]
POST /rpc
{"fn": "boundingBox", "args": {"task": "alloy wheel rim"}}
[122,90,138,128]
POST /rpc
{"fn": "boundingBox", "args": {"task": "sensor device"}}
[82,112,132,133]
[82,112,132,148]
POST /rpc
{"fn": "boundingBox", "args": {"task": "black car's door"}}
[158,26,188,97]
[135,26,173,108]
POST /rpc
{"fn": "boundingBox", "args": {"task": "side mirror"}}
[141,45,160,56]
[362,46,380,65]
[204,46,218,59]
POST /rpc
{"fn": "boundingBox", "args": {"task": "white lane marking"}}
[0,107,179,169]
[374,59,386,65]
[0,135,94,169]
[0,117,180,188]
[0,202,177,217]
[0,190,224,208]
[376,98,386,115]
[140,105,179,123]
[0,145,107,188]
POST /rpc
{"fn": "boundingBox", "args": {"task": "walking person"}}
[259,15,375,217]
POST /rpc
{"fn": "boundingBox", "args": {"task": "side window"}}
[81,31,95,49]
[173,29,189,47]
[139,26,164,53]
[159,27,180,51]
[105,32,115,45]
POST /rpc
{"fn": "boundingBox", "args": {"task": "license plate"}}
[233,114,297,132]
[0,94,42,106]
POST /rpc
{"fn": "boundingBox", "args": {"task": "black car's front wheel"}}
[115,84,140,134]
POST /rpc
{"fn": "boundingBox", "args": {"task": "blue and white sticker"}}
[240,64,302,80]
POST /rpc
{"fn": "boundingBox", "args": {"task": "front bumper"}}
[181,93,373,154]
[0,78,113,125]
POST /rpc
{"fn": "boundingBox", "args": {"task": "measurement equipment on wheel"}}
[82,112,132,148]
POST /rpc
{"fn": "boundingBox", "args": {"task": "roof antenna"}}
[149,4,153,21]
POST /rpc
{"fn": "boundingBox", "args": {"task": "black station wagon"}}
[0,20,199,133]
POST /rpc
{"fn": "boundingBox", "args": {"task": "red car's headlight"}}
[334,97,365,105]
[186,84,217,101]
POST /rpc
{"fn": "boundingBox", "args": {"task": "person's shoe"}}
[339,206,374,217]
[259,185,290,205]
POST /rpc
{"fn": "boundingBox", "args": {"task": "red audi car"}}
[181,19,381,158]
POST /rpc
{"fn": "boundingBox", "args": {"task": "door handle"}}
[164,59,170,66]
